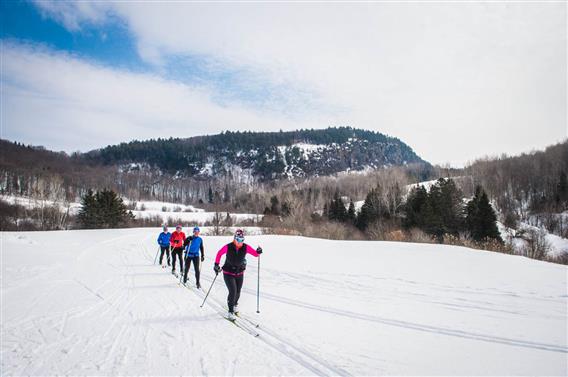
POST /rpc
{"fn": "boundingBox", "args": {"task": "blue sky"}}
[1,1,141,70]
[1,1,566,166]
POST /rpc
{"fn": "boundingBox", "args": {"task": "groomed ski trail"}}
[171,267,351,376]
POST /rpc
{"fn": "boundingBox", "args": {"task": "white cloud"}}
[1,43,328,152]
[11,2,568,165]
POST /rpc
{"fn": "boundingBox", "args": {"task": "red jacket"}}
[170,231,186,248]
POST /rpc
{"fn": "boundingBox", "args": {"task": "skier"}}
[170,225,186,275]
[183,226,204,288]
[157,225,171,268]
[213,229,262,320]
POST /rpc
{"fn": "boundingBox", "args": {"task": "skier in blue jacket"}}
[183,226,204,288]
[157,226,171,268]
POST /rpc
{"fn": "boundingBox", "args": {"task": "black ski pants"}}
[183,256,201,285]
[171,247,184,272]
[159,246,171,265]
[223,273,244,313]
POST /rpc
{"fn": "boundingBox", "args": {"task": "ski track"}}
[184,279,349,376]
[2,230,567,375]
[228,281,568,354]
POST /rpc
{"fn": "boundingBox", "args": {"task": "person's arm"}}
[245,244,261,257]
[214,245,228,264]
[184,235,193,247]
[157,234,162,245]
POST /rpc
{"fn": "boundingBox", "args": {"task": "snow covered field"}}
[1,229,567,375]
[0,195,263,225]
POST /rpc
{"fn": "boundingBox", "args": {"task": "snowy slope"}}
[1,230,567,375]
[0,195,263,225]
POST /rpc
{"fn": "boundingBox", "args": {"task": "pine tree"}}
[356,187,382,230]
[466,186,502,242]
[403,185,428,229]
[270,195,280,215]
[347,200,356,223]
[328,191,347,222]
[208,186,214,204]
[78,189,132,229]
[223,185,230,203]
[78,189,99,228]
[438,178,464,236]
[281,201,291,217]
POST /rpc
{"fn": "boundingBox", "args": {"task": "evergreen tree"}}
[208,186,214,204]
[438,178,464,235]
[281,201,291,217]
[356,187,382,230]
[213,190,222,204]
[223,185,230,203]
[347,200,356,223]
[465,186,502,242]
[422,199,443,241]
[270,195,280,215]
[328,191,347,222]
[403,185,428,229]
[78,189,132,229]
[77,189,99,228]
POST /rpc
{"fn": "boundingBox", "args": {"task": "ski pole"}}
[154,247,160,265]
[200,273,218,308]
[256,255,261,313]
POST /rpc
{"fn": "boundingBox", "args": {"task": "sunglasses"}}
[235,237,244,243]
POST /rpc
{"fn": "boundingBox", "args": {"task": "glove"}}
[201,256,205,262]
[214,263,221,275]
[256,246,263,254]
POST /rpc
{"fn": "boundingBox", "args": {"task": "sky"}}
[0,1,566,167]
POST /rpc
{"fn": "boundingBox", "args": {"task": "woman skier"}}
[169,225,186,276]
[156,225,171,268]
[213,229,262,320]
[183,226,204,288]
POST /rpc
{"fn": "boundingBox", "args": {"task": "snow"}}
[2,229,566,375]
[546,232,568,257]
[0,195,82,215]
[405,179,440,193]
[124,199,204,213]
[199,162,213,176]
[1,195,263,226]
[291,142,326,160]
[131,208,262,225]
[498,221,568,258]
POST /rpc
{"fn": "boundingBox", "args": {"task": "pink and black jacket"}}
[215,242,260,276]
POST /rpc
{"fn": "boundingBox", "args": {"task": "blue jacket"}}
[157,232,171,247]
[184,236,204,257]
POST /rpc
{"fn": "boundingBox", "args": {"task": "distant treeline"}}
[80,127,426,180]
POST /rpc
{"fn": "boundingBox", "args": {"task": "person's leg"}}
[166,248,171,266]
[235,274,244,308]
[178,249,184,273]
[183,256,191,283]
[223,274,237,313]
[159,247,165,264]
[193,256,201,287]
[171,249,178,272]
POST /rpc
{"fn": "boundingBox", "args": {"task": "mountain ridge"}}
[82,127,428,180]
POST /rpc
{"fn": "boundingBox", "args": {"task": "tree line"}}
[321,178,501,244]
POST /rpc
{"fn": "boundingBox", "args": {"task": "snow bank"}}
[2,229,566,375]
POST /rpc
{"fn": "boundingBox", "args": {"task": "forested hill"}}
[82,127,427,180]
